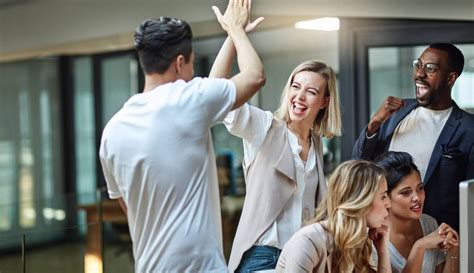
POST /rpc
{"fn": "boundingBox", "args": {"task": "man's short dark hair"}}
[134,17,193,74]
[429,43,464,77]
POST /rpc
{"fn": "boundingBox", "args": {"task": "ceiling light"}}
[294,17,340,31]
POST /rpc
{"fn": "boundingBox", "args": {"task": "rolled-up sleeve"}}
[223,103,273,165]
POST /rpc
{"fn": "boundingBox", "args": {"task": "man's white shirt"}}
[100,77,236,273]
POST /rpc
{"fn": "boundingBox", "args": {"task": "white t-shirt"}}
[389,106,452,180]
[224,104,316,250]
[99,77,236,273]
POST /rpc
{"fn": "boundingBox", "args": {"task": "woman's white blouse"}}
[224,103,317,249]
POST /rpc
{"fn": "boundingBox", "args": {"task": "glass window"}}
[453,45,474,113]
[0,142,15,231]
[73,57,97,205]
[101,54,139,127]
[0,58,63,245]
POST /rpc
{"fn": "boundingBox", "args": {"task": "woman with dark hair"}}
[376,151,459,273]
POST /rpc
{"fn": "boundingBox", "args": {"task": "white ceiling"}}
[0,0,472,59]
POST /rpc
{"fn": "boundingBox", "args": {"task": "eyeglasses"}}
[412,59,439,76]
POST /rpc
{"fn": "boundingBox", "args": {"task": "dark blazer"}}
[352,99,474,231]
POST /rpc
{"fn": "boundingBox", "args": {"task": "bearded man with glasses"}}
[353,43,474,232]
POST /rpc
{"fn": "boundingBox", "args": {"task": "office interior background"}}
[0,0,473,272]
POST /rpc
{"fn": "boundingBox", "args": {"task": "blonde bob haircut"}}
[274,60,342,138]
[313,160,385,273]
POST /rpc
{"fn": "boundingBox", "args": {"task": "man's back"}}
[100,77,235,272]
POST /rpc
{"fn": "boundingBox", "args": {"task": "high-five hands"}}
[212,0,249,32]
[212,0,264,33]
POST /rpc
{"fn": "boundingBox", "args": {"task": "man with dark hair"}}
[99,0,265,272]
[134,16,194,75]
[353,43,474,231]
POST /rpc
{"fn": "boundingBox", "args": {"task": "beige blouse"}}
[277,223,380,273]
[276,223,333,273]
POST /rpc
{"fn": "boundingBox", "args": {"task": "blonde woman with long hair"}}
[209,13,342,273]
[276,160,392,273]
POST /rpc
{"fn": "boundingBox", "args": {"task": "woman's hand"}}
[244,17,264,32]
[416,231,444,250]
[415,222,459,252]
[212,0,250,32]
[437,223,459,249]
[369,224,390,255]
[370,224,392,273]
[243,0,264,33]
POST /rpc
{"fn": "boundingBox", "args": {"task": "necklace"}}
[287,122,311,144]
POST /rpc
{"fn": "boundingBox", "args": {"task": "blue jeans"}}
[235,245,281,273]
